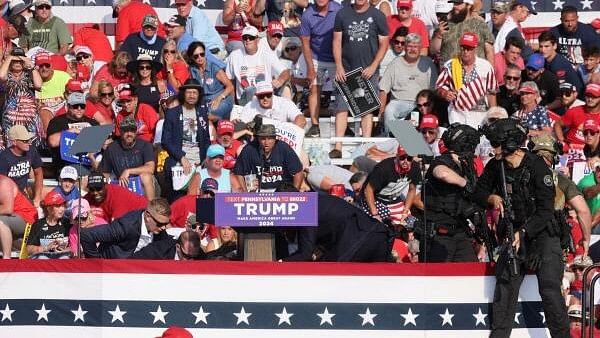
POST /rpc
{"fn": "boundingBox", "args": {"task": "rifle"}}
[499,161,520,276]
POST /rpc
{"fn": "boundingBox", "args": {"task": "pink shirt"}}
[494,51,524,86]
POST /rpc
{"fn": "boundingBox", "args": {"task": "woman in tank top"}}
[187,144,242,195]
[127,54,166,115]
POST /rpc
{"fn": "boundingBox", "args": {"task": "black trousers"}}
[489,234,569,338]
[426,230,477,262]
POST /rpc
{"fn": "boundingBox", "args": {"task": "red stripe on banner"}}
[0,260,497,276]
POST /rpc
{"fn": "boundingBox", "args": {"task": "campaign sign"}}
[215,192,318,227]
[59,131,92,166]
[111,176,144,196]
[262,117,304,155]
[334,67,381,117]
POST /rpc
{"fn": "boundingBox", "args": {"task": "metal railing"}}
[582,263,600,337]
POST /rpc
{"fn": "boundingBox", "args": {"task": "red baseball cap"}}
[396,0,412,8]
[35,52,51,66]
[419,114,439,130]
[217,120,234,135]
[267,21,284,36]
[459,32,478,48]
[156,326,193,338]
[584,119,600,132]
[397,145,408,156]
[66,79,84,93]
[329,184,346,198]
[42,191,66,207]
[118,87,135,101]
[586,83,600,97]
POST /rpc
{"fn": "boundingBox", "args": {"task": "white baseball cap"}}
[60,166,78,180]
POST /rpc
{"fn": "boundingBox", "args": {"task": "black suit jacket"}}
[285,194,393,262]
[130,236,177,260]
[81,209,164,259]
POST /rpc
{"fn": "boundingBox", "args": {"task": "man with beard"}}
[101,117,156,200]
[497,64,522,116]
[84,171,148,223]
[430,0,494,66]
[558,82,585,114]
[214,120,244,170]
[423,123,480,262]
[232,124,303,192]
[362,145,421,225]
[549,6,600,68]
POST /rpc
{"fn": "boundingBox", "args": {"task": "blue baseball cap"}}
[526,53,545,71]
[206,144,225,158]
[514,0,537,15]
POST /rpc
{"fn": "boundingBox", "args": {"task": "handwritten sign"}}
[262,117,304,155]
[334,67,380,117]
[214,192,318,227]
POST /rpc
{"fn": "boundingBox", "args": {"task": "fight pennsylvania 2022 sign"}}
[214,192,318,227]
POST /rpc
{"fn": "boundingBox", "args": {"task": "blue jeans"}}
[206,94,234,120]
[383,99,415,135]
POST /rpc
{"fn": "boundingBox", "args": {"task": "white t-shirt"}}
[240,95,302,124]
[494,15,520,53]
[291,53,308,91]
[181,107,200,163]
[258,37,283,58]
[226,47,287,101]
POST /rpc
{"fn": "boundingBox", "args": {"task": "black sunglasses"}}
[36,4,51,10]
[285,46,298,52]
[421,129,436,135]
[146,211,169,228]
[202,190,216,197]
[416,102,431,108]
[38,63,51,69]
[100,92,114,97]
[584,130,599,136]
[257,93,273,99]
[398,155,413,161]
[193,52,205,59]
[70,104,86,109]
[163,49,177,54]
[392,40,406,46]
[242,35,257,41]
[76,54,91,62]
[138,65,152,71]
[504,75,520,81]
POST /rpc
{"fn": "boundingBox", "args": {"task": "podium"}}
[202,192,319,262]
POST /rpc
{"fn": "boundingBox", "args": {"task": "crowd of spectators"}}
[0,0,598,330]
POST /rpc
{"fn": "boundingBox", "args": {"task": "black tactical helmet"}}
[441,123,480,154]
[483,118,528,154]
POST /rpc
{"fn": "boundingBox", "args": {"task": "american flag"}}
[0,260,555,338]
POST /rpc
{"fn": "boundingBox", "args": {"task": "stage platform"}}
[0,260,555,337]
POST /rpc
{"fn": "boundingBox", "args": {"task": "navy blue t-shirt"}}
[0,147,42,191]
[101,139,154,177]
[546,53,584,96]
[233,140,302,191]
[550,23,600,66]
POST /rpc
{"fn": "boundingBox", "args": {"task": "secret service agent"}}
[473,118,569,338]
